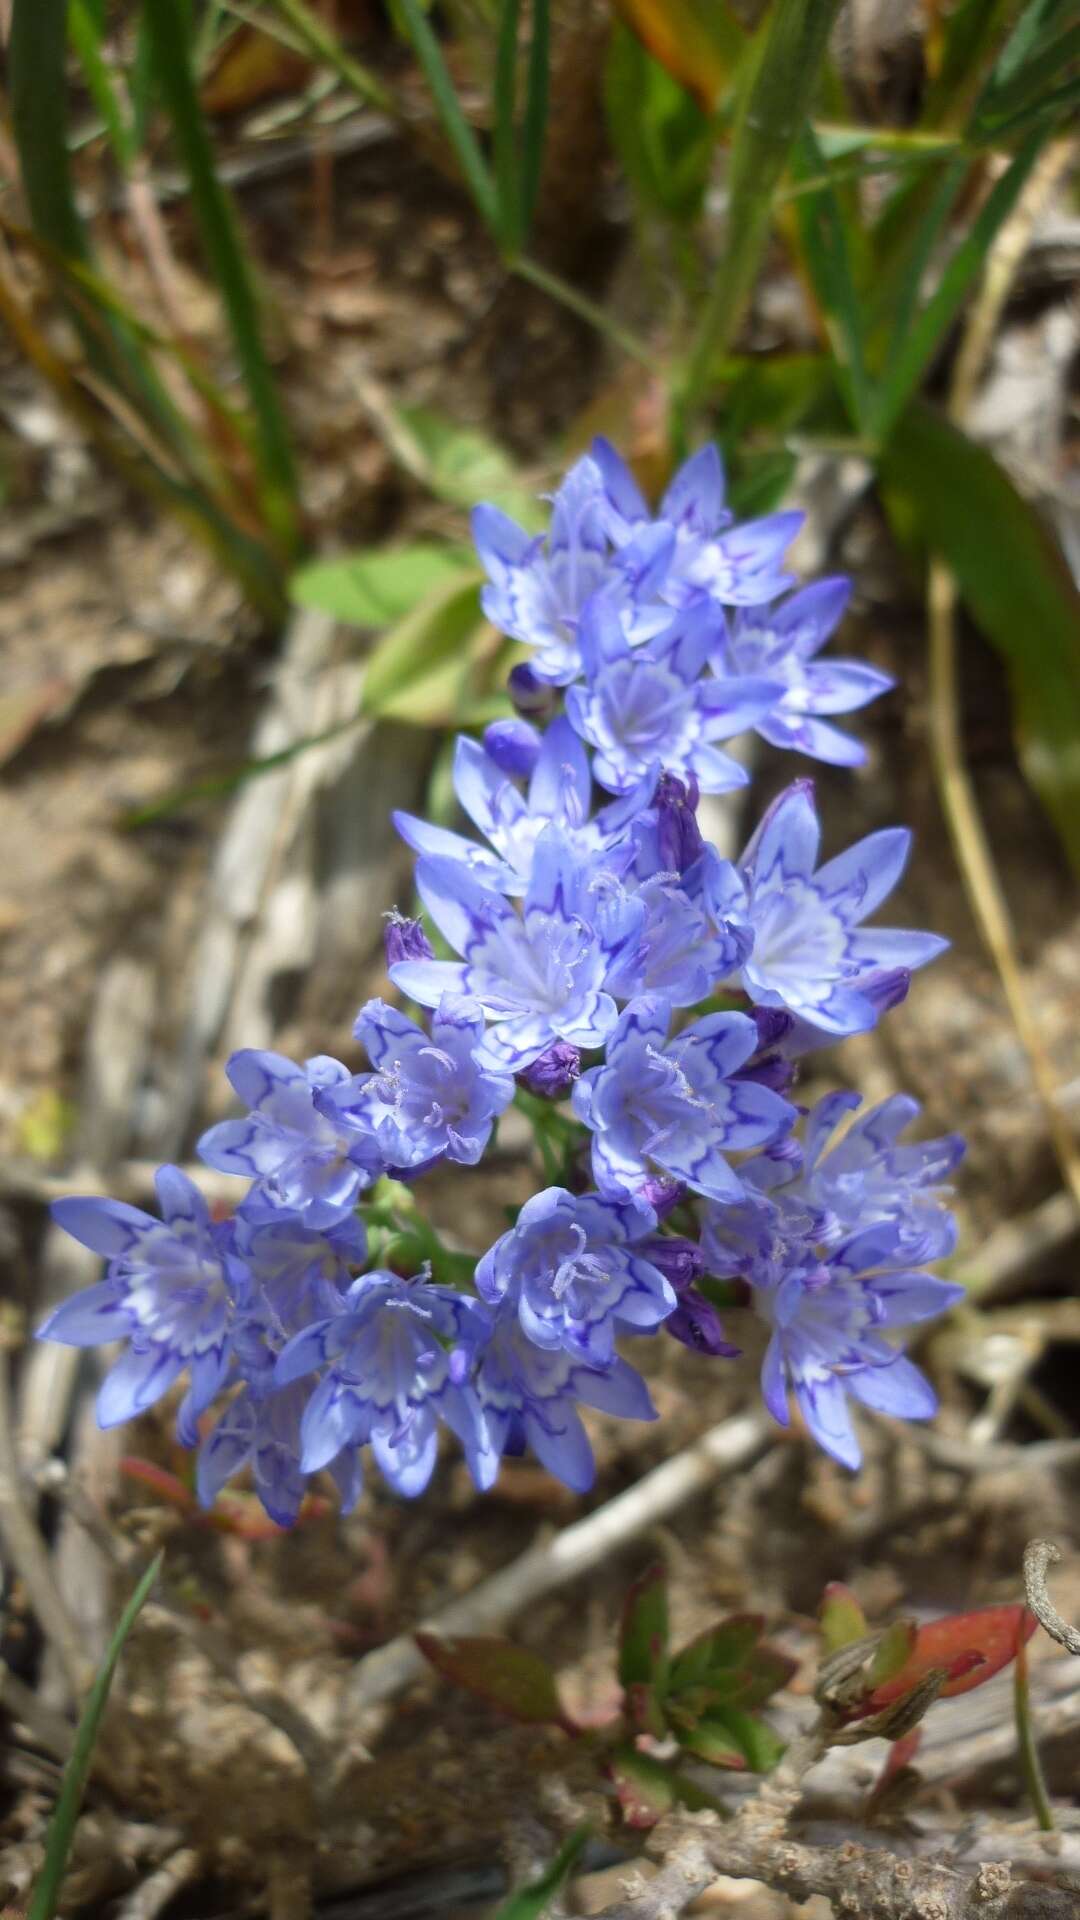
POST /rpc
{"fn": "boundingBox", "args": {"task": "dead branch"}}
[0,1343,89,1703]
[1024,1542,1080,1657]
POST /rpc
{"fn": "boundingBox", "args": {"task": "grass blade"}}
[28,1553,163,1920]
[873,135,1044,441]
[677,0,845,425]
[492,1826,592,1920]
[141,0,301,555]
[882,401,1080,873]
[790,130,874,436]
[9,0,93,288]
[395,0,500,235]
[493,0,523,250]
[69,0,137,173]
[518,0,551,243]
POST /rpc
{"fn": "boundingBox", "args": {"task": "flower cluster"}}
[40,442,965,1516]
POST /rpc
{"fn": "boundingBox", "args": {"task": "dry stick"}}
[928,135,1080,1221]
[0,1660,74,1762]
[0,1346,89,1704]
[113,1848,201,1920]
[1023,1540,1080,1657]
[342,1410,769,1723]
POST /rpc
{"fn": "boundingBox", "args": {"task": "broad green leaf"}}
[819,1582,869,1653]
[609,0,745,113]
[492,1825,591,1920]
[415,1633,572,1728]
[618,1563,670,1694]
[360,574,487,723]
[881,404,1080,874]
[29,1553,163,1920]
[395,406,540,524]
[290,543,475,626]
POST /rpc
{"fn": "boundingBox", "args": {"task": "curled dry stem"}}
[1023,1540,1080,1657]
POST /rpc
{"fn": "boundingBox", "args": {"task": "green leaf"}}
[790,130,875,437]
[360,573,487,724]
[669,1613,762,1693]
[493,0,523,249]
[819,1582,869,1653]
[141,0,300,554]
[415,1633,572,1728]
[395,0,500,234]
[290,543,475,626]
[866,1619,919,1690]
[395,406,539,522]
[609,1745,678,1827]
[69,0,137,172]
[604,23,717,226]
[872,134,1045,441]
[609,0,745,114]
[492,1825,592,1920]
[881,403,1080,873]
[618,1563,670,1695]
[734,1645,799,1711]
[680,1706,784,1772]
[29,1553,162,1920]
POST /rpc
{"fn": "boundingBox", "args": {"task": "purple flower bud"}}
[518,1041,581,1100]
[383,912,434,969]
[666,1291,740,1359]
[483,718,542,779]
[639,1234,704,1293]
[751,1006,795,1051]
[736,1057,798,1095]
[654,771,704,874]
[508,663,558,722]
[639,1175,685,1220]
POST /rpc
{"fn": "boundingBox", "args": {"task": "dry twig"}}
[1024,1541,1080,1657]
[0,1344,89,1703]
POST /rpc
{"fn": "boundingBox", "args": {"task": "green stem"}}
[675,0,844,432]
[509,254,659,369]
[1014,1632,1055,1831]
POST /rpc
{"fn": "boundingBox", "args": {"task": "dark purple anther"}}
[518,1041,581,1100]
[383,912,435,969]
[654,771,704,874]
[483,718,542,780]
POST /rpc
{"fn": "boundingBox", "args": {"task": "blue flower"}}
[316,995,514,1175]
[275,1273,494,1497]
[482,716,543,778]
[590,438,803,610]
[572,995,795,1202]
[197,1379,361,1527]
[384,913,435,968]
[733,1091,964,1265]
[737,781,948,1034]
[390,828,638,1070]
[198,1050,382,1227]
[472,455,671,685]
[475,1186,676,1366]
[40,1167,232,1431]
[395,716,649,896]
[717,579,893,766]
[221,1201,366,1393]
[566,595,779,796]
[518,1040,581,1099]
[472,1305,657,1493]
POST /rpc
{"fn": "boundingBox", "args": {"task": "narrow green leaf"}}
[29,1553,163,1920]
[677,0,845,420]
[10,0,89,268]
[361,573,487,721]
[518,0,551,244]
[493,0,522,250]
[604,23,716,227]
[290,543,475,625]
[869,156,966,380]
[609,0,745,114]
[873,134,1045,441]
[975,21,1080,138]
[881,402,1080,874]
[395,0,500,235]
[69,0,137,171]
[141,0,300,554]
[618,1563,670,1695]
[790,130,875,436]
[492,1826,591,1920]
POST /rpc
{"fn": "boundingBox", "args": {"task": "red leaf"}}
[416,1633,575,1730]
[867,1606,1037,1707]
